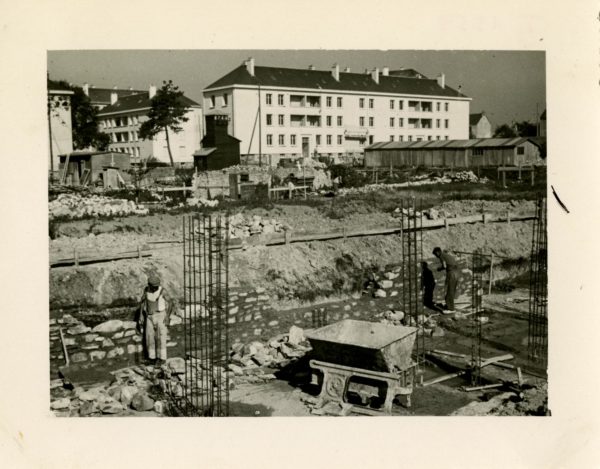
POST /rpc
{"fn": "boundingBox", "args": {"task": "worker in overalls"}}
[432,247,459,313]
[138,274,172,366]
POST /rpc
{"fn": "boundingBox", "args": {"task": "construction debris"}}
[49,193,149,220]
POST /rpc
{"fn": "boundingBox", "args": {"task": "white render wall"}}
[49,93,74,171]
[204,85,470,159]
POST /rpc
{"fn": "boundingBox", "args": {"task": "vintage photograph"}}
[47,49,548,417]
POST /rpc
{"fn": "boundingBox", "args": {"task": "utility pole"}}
[258,84,262,167]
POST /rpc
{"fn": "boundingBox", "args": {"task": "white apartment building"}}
[47,80,74,173]
[97,85,203,165]
[203,58,470,164]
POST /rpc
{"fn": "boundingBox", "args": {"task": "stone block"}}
[112,331,124,339]
[227,317,236,324]
[122,321,137,330]
[81,344,100,351]
[123,329,136,337]
[288,325,305,345]
[379,280,394,289]
[257,295,270,301]
[90,350,106,361]
[71,352,88,363]
[63,337,76,346]
[255,287,266,294]
[51,398,70,410]
[102,338,115,348]
[131,393,154,411]
[245,297,257,303]
[126,344,137,354]
[268,320,278,327]
[169,315,183,326]
[229,306,239,316]
[92,320,124,334]
[374,289,387,298]
[67,324,91,335]
[107,347,125,359]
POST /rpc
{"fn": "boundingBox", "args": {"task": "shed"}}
[194,113,241,171]
[364,137,544,169]
[58,151,131,187]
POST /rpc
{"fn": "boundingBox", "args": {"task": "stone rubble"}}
[49,193,149,220]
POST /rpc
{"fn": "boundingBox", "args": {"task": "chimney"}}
[308,65,315,70]
[149,84,157,99]
[83,83,89,96]
[371,67,380,84]
[382,66,389,76]
[110,91,118,105]
[245,57,255,76]
[344,67,351,73]
[331,63,340,81]
[436,73,445,89]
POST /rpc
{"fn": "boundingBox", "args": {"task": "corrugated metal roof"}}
[205,65,468,99]
[366,137,541,151]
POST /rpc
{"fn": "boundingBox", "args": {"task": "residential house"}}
[97,86,203,165]
[469,112,492,138]
[202,58,470,166]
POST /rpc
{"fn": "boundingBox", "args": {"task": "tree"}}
[493,124,517,138]
[514,121,538,137]
[47,79,110,151]
[139,80,191,167]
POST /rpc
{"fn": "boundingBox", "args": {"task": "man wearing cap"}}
[138,274,172,366]
[432,247,459,313]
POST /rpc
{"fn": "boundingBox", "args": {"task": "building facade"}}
[469,112,492,138]
[202,58,470,165]
[47,80,74,174]
[97,86,203,165]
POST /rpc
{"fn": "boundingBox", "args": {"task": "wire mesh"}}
[528,196,548,368]
[173,213,229,416]
[400,198,425,365]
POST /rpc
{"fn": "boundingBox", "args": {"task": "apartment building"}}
[47,79,74,173]
[82,83,146,110]
[202,58,470,164]
[97,86,203,165]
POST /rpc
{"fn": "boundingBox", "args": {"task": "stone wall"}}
[49,262,473,376]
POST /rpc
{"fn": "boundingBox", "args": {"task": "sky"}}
[47,50,545,129]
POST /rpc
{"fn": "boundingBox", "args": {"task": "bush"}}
[329,165,369,188]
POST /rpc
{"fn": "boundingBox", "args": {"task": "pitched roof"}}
[98,92,199,115]
[205,65,467,98]
[469,112,487,125]
[87,88,146,104]
[47,79,73,93]
[366,137,541,151]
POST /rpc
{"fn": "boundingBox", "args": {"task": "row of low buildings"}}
[48,57,546,175]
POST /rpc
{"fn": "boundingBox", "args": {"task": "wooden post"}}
[507,210,511,225]
[74,249,79,267]
[488,253,494,295]
[518,163,522,181]
[284,230,291,245]
[502,171,506,188]
[375,169,378,184]
[444,217,449,230]
[531,168,535,187]
[137,245,141,259]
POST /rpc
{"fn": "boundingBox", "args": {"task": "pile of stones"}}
[49,193,149,220]
[228,213,285,239]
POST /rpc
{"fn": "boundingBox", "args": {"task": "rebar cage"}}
[528,196,548,368]
[470,250,485,385]
[173,214,230,416]
[400,198,425,365]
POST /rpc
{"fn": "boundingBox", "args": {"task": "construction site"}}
[48,163,549,418]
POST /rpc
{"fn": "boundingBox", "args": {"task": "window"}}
[290,135,296,145]
[436,119,440,128]
[436,136,440,140]
[399,100,404,110]
[390,100,394,109]
[369,135,374,144]
[359,98,365,108]
[444,119,449,129]
[337,135,343,145]
[267,134,273,146]
[389,117,394,127]
[359,116,365,126]
[327,135,332,145]
[266,114,273,125]
[517,147,525,155]
[436,102,440,112]
[337,116,343,126]
[326,116,332,127]
[399,135,403,142]
[316,135,321,145]
[444,102,449,112]
[266,94,272,105]
[278,114,284,126]
[427,136,432,141]
[222,94,228,107]
[210,95,216,108]
[408,135,413,142]
[369,98,374,109]
[390,135,394,141]
[416,137,423,142]
[279,134,285,146]
[369,117,374,127]
[337,97,342,107]
[445,135,449,140]
[278,94,284,106]
[326,96,332,107]
[473,148,484,156]
[399,118,404,128]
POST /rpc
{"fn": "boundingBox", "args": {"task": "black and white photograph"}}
[1,1,599,468]
[47,49,548,417]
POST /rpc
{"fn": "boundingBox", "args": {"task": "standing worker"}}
[421,262,444,313]
[138,274,172,366]
[432,247,459,313]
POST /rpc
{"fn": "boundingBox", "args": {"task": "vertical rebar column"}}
[470,250,484,385]
[528,197,547,368]
[180,213,230,417]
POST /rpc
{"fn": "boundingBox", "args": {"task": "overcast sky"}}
[47,50,545,128]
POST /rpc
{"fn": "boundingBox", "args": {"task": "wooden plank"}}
[422,370,467,387]
[50,250,152,268]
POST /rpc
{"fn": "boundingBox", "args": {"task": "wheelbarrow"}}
[305,319,417,416]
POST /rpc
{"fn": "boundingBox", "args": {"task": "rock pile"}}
[228,213,285,239]
[186,196,219,208]
[49,193,149,220]
[451,170,488,183]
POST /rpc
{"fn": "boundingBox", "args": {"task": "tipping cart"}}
[305,319,417,416]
